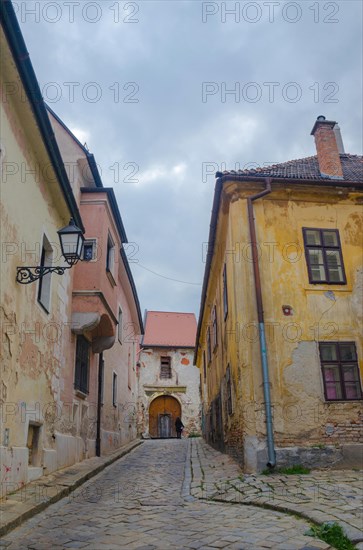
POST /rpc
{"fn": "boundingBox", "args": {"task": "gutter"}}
[194,177,223,363]
[216,173,363,188]
[247,178,275,467]
[0,0,84,232]
[95,353,104,457]
[120,245,144,335]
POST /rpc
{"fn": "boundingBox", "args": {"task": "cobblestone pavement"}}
[190,439,363,544]
[0,440,334,550]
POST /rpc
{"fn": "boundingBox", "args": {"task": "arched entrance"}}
[149,395,181,438]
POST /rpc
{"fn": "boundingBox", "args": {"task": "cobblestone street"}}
[1,439,349,549]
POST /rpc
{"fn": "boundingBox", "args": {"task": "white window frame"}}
[83,238,97,262]
[106,233,115,275]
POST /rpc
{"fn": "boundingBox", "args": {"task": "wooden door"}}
[149,395,181,437]
[159,414,171,438]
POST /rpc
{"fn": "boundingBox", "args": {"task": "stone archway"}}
[149,395,181,438]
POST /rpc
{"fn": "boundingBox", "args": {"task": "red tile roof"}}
[142,311,197,348]
[217,154,363,182]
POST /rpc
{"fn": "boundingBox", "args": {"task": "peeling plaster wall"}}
[196,184,363,471]
[137,348,201,438]
[49,111,143,461]
[0,74,77,490]
[101,281,140,454]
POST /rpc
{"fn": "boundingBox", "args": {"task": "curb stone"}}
[0,439,143,538]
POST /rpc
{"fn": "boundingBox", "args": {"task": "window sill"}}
[324,399,363,403]
[305,285,352,292]
[75,389,88,399]
[106,268,117,287]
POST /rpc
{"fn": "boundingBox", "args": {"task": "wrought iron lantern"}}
[16,219,84,284]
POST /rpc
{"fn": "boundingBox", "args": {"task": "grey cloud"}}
[17,0,363,314]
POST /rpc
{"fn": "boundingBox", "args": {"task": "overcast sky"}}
[17,0,362,317]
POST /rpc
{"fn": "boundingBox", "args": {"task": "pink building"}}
[48,109,144,466]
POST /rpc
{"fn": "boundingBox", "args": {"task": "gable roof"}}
[217,154,362,183]
[143,311,197,348]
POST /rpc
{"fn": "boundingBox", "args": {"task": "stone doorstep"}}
[0,439,143,538]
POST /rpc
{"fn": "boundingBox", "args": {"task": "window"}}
[160,356,171,379]
[203,350,207,379]
[319,342,362,401]
[207,327,211,363]
[74,336,90,394]
[118,307,123,344]
[303,228,346,284]
[83,239,96,261]
[112,372,117,407]
[212,306,218,349]
[223,264,228,320]
[37,235,53,313]
[106,233,115,274]
[226,365,233,415]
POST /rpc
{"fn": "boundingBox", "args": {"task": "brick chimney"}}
[311,116,343,179]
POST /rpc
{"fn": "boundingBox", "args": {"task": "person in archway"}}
[175,417,184,439]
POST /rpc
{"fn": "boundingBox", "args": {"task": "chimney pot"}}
[311,117,343,179]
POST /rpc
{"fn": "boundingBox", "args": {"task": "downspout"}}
[96,353,104,457]
[247,177,276,468]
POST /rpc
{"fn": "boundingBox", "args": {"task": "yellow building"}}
[195,117,363,472]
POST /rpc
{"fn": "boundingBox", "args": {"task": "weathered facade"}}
[137,312,201,438]
[48,110,143,461]
[0,1,143,494]
[196,117,363,472]
[0,3,84,490]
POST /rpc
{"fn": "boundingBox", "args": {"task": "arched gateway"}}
[149,395,181,438]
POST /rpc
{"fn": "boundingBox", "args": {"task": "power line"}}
[135,263,202,286]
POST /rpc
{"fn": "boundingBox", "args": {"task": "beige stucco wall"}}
[0,35,80,493]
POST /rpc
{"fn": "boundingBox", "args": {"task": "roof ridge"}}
[146,311,196,315]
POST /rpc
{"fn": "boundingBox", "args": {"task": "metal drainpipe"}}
[247,177,276,468]
[96,353,104,457]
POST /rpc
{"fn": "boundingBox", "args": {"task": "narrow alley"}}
[1,440,335,550]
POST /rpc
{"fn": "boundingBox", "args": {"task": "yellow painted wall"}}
[197,181,362,468]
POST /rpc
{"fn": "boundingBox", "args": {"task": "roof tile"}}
[220,154,363,182]
[143,311,197,348]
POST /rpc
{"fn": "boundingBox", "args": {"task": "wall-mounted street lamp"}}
[16,219,84,284]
